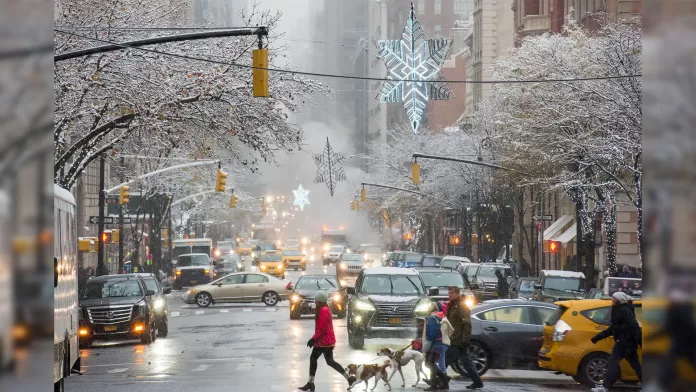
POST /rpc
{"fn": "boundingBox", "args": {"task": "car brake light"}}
[286,282,292,290]
[552,319,572,342]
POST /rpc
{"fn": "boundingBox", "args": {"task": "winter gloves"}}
[307,338,315,348]
[591,336,599,344]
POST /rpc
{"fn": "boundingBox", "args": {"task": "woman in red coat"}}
[299,291,357,391]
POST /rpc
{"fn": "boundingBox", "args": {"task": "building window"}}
[434,25,442,37]
[435,0,442,14]
[455,0,472,18]
[418,0,425,14]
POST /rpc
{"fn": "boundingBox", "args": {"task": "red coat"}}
[313,305,336,347]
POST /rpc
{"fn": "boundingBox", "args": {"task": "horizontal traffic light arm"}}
[360,182,425,197]
[412,153,533,177]
[105,160,220,194]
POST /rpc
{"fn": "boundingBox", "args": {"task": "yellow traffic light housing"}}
[230,195,238,208]
[215,169,227,192]
[261,199,266,214]
[360,188,366,202]
[119,185,130,205]
[253,48,269,97]
[350,200,355,210]
[112,230,119,243]
[411,162,420,185]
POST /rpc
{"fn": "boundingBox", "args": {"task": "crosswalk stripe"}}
[266,308,277,312]
[220,309,229,313]
[191,364,210,372]
[107,368,129,374]
[243,308,252,312]
[195,310,204,315]
[170,312,180,317]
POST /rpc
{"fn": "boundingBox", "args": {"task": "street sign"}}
[89,216,131,224]
[533,215,553,221]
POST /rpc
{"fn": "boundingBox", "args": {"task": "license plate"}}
[388,318,401,324]
[104,326,118,332]
[190,280,197,285]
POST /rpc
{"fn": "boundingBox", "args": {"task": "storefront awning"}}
[543,215,573,239]
[555,223,578,244]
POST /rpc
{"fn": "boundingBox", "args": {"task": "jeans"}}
[603,342,642,388]
[445,345,482,385]
[425,348,448,386]
[309,347,345,377]
[433,345,447,372]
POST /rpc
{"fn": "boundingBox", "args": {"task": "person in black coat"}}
[589,292,642,392]
[494,269,509,298]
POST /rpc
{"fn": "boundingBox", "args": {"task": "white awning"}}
[555,223,578,244]
[543,215,573,239]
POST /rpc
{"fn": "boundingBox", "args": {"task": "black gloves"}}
[590,336,599,344]
[307,338,315,348]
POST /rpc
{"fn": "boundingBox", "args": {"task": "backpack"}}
[440,317,454,346]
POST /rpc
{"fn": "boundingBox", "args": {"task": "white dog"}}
[377,347,427,387]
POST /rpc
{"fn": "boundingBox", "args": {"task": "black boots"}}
[298,382,315,391]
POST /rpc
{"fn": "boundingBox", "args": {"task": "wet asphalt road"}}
[65,258,637,392]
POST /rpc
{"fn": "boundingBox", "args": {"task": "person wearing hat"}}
[589,291,642,392]
[422,301,452,390]
[298,291,356,391]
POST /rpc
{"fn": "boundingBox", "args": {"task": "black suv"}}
[469,263,516,301]
[78,274,157,347]
[289,275,347,319]
[127,273,171,337]
[346,267,436,349]
[416,267,477,307]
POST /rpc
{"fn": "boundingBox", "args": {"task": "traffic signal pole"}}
[97,155,107,276]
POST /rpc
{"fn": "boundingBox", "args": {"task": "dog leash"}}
[368,342,415,363]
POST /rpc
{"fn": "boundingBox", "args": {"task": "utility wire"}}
[54,29,642,84]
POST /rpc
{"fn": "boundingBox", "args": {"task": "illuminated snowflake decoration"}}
[313,137,347,197]
[293,184,310,211]
[377,2,453,133]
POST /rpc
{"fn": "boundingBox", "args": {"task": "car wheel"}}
[263,291,280,306]
[336,310,347,319]
[461,341,490,376]
[576,352,609,388]
[157,318,168,338]
[78,337,92,349]
[195,292,212,308]
[348,329,365,350]
[290,307,301,320]
[140,326,154,344]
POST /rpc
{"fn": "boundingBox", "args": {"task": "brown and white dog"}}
[376,347,427,388]
[345,361,392,391]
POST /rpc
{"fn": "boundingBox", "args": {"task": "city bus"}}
[54,184,80,390]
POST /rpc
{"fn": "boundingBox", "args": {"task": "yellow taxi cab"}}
[538,298,642,387]
[257,251,285,279]
[281,248,306,271]
[237,243,252,256]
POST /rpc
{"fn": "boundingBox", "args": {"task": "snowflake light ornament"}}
[293,184,310,211]
[313,137,347,196]
[377,2,453,133]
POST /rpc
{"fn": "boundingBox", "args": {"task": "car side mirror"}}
[163,287,172,294]
[428,287,439,296]
[345,287,356,295]
[146,290,156,296]
[216,282,223,287]
[534,284,542,290]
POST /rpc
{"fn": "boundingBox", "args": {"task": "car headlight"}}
[252,252,257,258]
[237,263,243,269]
[355,300,375,311]
[260,265,267,270]
[415,300,433,313]
[363,254,368,260]
[154,298,165,311]
[292,294,302,302]
[136,300,147,316]
[464,295,475,308]
[332,294,341,302]
[278,264,283,270]
[340,263,347,270]
[204,269,210,274]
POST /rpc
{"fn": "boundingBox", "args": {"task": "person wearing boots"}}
[589,291,642,392]
[423,302,452,390]
[298,291,356,391]
[445,287,483,390]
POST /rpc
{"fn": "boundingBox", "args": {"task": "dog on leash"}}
[345,361,392,391]
[377,346,427,387]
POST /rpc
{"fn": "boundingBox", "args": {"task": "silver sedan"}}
[182,272,292,307]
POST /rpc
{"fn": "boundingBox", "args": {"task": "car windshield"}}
[362,274,423,295]
[283,250,302,256]
[221,262,237,269]
[544,277,585,292]
[82,280,143,299]
[422,257,441,267]
[364,246,382,254]
[295,276,338,290]
[477,266,512,277]
[329,246,345,252]
[441,260,460,269]
[258,244,276,251]
[420,272,465,289]
[519,280,537,292]
[177,255,210,266]
[141,277,158,292]
[404,254,423,262]
[342,254,362,262]
[261,253,282,262]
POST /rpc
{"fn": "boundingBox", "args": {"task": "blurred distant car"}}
[252,243,278,265]
[360,244,384,265]
[289,275,346,319]
[182,272,292,307]
[337,252,367,286]
[323,245,346,266]
[257,251,285,279]
[395,252,424,268]
[532,270,586,303]
[421,255,442,267]
[213,254,245,278]
[173,253,213,290]
[538,299,642,387]
[453,300,558,377]
[416,267,475,307]
[281,248,306,271]
[13,274,53,345]
[469,263,516,300]
[510,277,538,300]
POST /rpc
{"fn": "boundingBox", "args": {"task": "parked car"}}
[532,270,586,303]
[538,299,643,387]
[510,277,538,300]
[128,273,171,337]
[451,300,558,377]
[78,274,157,347]
[416,267,476,308]
[345,267,436,349]
[289,275,346,319]
[182,272,292,307]
[173,253,213,290]
[323,245,346,266]
[281,248,306,271]
[421,255,442,267]
[469,263,516,301]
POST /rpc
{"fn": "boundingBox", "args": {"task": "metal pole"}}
[412,153,533,176]
[118,205,124,274]
[576,200,583,273]
[97,155,107,276]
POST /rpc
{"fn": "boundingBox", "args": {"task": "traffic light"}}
[229,195,238,208]
[261,199,266,214]
[102,231,111,244]
[549,240,560,253]
[350,200,356,210]
[215,169,227,192]
[360,188,366,202]
[411,162,421,185]
[119,185,130,205]
[454,236,461,245]
[111,229,119,243]
[253,48,269,97]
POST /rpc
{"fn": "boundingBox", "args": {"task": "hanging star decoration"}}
[313,137,347,196]
[293,184,310,211]
[376,2,453,133]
